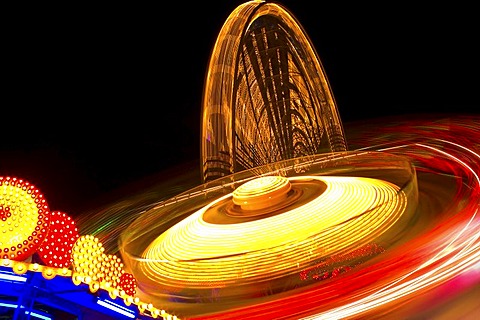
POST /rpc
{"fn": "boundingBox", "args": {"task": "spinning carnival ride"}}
[1,1,478,319]
[117,1,480,319]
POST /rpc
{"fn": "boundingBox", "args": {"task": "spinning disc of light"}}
[141,175,407,292]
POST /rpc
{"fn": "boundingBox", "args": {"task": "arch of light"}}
[201,0,347,182]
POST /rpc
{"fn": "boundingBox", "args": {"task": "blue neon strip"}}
[97,300,135,318]
[0,301,17,308]
[0,272,27,282]
[25,310,52,320]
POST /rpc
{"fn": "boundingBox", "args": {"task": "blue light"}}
[0,301,17,308]
[25,310,52,320]
[0,270,27,282]
[97,299,136,318]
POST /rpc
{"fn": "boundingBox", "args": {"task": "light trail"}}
[141,176,408,292]
[79,115,480,319]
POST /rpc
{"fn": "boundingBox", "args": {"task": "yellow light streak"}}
[141,175,407,291]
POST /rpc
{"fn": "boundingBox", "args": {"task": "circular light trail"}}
[107,0,480,317]
[115,116,480,319]
[133,171,413,306]
[232,176,292,212]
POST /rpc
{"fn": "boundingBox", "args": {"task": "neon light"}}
[25,311,52,320]
[0,302,16,308]
[0,303,52,320]
[0,272,27,282]
[97,299,135,318]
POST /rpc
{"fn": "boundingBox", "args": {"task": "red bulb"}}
[37,211,79,268]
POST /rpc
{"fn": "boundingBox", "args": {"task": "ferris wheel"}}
[201,0,347,182]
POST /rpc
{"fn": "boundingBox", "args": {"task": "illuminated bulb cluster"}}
[0,177,176,319]
[72,235,126,289]
[0,176,50,260]
[119,272,137,296]
[37,211,79,268]
[2,259,71,278]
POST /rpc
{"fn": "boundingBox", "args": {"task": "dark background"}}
[2,1,478,216]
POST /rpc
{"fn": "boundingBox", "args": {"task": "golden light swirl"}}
[232,175,291,211]
[141,175,407,291]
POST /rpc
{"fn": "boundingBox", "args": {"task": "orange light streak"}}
[141,175,407,293]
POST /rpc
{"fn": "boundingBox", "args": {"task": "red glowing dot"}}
[37,211,79,268]
[119,273,137,296]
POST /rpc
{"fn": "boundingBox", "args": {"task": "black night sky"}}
[2,2,478,217]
